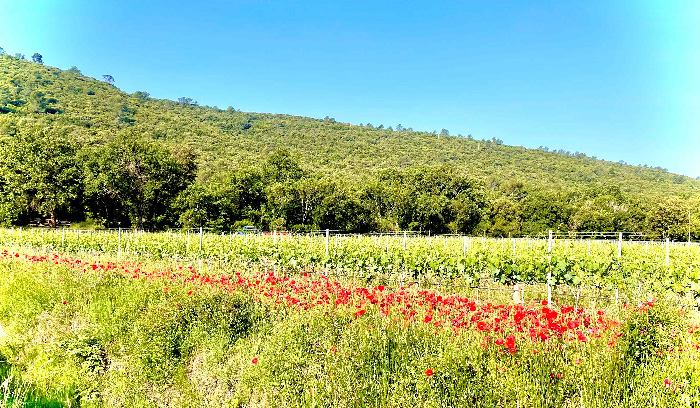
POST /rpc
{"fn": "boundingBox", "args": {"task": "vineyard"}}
[1,228,699,407]
[2,228,699,303]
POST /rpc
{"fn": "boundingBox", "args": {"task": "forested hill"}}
[0,55,695,193]
[0,54,698,237]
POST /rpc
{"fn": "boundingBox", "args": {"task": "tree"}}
[0,46,5,55]
[102,75,115,85]
[440,129,450,136]
[264,149,305,182]
[133,91,150,101]
[31,53,43,64]
[647,196,689,240]
[14,53,25,60]
[177,97,198,106]
[68,66,82,74]
[0,129,83,226]
[81,133,197,228]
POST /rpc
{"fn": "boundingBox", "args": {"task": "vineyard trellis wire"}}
[2,227,699,309]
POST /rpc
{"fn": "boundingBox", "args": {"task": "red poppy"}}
[252,358,258,364]
[426,369,434,377]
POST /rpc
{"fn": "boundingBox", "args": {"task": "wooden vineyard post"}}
[187,230,190,253]
[547,230,553,304]
[118,227,122,261]
[666,238,670,266]
[403,231,407,251]
[61,227,66,248]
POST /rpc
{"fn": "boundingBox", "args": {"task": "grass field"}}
[0,247,698,407]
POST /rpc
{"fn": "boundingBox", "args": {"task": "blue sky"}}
[1,1,698,177]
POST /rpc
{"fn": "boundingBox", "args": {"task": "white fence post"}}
[617,232,622,259]
[547,230,553,304]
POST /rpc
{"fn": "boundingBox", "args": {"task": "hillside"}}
[0,54,698,237]
[0,55,696,193]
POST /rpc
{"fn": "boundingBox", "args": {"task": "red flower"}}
[541,300,548,306]
[664,378,671,388]
[495,338,505,346]
[62,300,67,305]
[187,291,193,296]
[426,369,434,377]
[252,358,258,365]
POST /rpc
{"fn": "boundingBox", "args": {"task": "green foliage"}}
[620,300,687,365]
[80,133,197,229]
[0,54,699,236]
[0,128,83,225]
[0,252,698,407]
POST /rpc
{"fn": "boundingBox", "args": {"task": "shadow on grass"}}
[1,361,67,408]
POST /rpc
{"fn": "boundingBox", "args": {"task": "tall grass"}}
[0,250,697,407]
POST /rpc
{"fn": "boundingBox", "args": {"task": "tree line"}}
[0,129,696,240]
